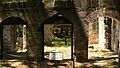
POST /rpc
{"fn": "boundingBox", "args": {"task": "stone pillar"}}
[44,24,53,45]
[111,19,115,51]
[113,22,119,54]
[22,25,27,51]
[3,25,16,53]
[98,17,106,49]
[99,17,112,50]
[104,18,112,49]
[111,20,119,53]
[0,26,3,59]
[118,25,120,67]
[74,21,88,61]
[11,25,16,52]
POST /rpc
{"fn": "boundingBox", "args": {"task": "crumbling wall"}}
[111,20,120,54]
[88,23,99,44]
[44,24,53,45]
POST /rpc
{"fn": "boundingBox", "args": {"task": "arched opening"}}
[86,10,119,67]
[0,16,27,60]
[42,14,73,67]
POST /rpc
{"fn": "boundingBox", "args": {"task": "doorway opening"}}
[44,24,72,59]
[88,17,119,67]
[43,15,73,67]
[2,25,27,54]
[0,17,27,63]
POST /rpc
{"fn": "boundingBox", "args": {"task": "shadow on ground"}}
[0,52,37,68]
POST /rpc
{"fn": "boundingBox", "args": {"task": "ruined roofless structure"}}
[0,0,120,67]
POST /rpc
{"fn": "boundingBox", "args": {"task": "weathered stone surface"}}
[0,0,120,66]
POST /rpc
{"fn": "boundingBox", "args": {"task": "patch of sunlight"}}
[100,49,110,52]
[94,61,108,66]
[2,59,29,68]
[104,55,118,58]
[9,62,22,66]
[8,61,29,68]
[6,59,19,62]
[17,49,27,53]
[0,67,11,68]
[74,62,83,67]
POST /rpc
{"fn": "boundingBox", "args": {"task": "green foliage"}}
[16,25,23,43]
[52,25,71,38]
[45,37,71,47]
[44,24,72,47]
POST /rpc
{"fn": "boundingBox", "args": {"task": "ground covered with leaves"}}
[0,44,119,68]
[44,44,119,68]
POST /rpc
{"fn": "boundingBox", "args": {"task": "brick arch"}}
[85,8,120,51]
[85,8,120,24]
[0,16,27,59]
[0,16,27,25]
[42,14,74,61]
[43,14,73,24]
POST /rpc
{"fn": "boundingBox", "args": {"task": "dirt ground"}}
[0,44,119,68]
[44,44,119,68]
[75,44,119,68]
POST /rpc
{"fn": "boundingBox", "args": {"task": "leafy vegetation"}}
[52,37,71,46]
[44,24,72,47]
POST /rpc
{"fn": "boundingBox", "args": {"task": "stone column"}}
[74,20,88,61]
[22,25,27,51]
[44,24,53,45]
[113,22,119,53]
[99,17,112,50]
[2,25,15,53]
[98,17,106,49]
[111,19,119,53]
[118,25,120,67]
[11,25,16,52]
[111,19,115,51]
[104,18,112,49]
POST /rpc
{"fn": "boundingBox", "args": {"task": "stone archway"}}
[0,16,27,59]
[85,8,120,23]
[84,9,120,66]
[42,14,74,67]
[85,8,120,50]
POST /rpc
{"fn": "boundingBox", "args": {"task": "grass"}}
[45,37,72,47]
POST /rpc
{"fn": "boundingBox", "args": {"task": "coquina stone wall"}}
[0,0,120,64]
